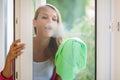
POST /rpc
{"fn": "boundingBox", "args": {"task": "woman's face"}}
[33,6,58,38]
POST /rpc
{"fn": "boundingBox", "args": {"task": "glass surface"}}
[47,0,95,80]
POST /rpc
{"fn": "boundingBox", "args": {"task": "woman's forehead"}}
[39,7,57,17]
[39,6,56,13]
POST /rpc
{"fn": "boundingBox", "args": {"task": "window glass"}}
[47,0,95,80]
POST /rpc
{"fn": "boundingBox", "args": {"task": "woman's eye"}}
[53,18,57,22]
[42,16,47,19]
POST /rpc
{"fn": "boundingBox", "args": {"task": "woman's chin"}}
[44,32,54,37]
[44,34,54,38]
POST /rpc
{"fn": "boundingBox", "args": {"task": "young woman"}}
[0,4,62,80]
[33,4,62,80]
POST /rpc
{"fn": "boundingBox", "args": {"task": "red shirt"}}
[0,67,59,80]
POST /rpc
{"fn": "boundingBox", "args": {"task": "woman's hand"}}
[2,39,25,78]
[6,39,25,63]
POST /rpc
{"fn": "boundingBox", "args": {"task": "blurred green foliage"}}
[47,0,95,80]
[47,0,88,30]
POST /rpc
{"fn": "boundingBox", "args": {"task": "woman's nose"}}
[48,18,53,23]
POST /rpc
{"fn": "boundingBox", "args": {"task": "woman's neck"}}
[33,37,51,62]
[34,37,50,50]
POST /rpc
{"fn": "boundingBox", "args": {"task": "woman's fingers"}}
[11,39,20,47]
[14,44,25,55]
[7,39,25,62]
[13,44,25,51]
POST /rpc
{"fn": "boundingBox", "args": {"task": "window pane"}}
[47,0,95,80]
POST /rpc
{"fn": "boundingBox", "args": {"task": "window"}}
[14,0,46,80]
[1,0,96,80]
[47,0,95,80]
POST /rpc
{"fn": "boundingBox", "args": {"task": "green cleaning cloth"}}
[55,37,87,80]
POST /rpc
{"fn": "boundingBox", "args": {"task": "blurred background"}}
[47,0,95,80]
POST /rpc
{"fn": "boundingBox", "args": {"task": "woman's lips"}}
[45,25,52,30]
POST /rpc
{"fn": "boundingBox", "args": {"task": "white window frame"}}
[14,0,33,80]
[97,0,120,79]
[15,0,46,80]
[111,0,120,80]
[97,0,111,80]
[12,0,120,79]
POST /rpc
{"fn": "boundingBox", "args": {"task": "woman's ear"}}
[33,20,37,35]
[33,19,36,27]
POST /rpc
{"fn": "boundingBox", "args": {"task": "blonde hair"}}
[34,4,62,24]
